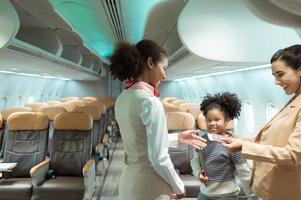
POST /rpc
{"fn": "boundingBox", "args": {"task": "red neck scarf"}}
[124,80,160,97]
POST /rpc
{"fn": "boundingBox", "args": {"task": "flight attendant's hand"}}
[178,130,207,149]
[221,137,243,153]
[199,170,208,186]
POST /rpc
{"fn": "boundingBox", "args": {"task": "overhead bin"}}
[0,0,19,49]
[61,45,82,64]
[0,0,107,81]
[16,27,63,56]
[81,54,94,70]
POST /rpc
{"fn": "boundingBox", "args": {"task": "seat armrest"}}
[83,159,95,200]
[30,159,50,186]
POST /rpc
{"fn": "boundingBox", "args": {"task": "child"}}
[191,92,255,200]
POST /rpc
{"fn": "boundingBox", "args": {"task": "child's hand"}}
[199,170,208,186]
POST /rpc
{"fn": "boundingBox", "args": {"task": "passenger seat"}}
[0,112,49,200]
[31,112,95,200]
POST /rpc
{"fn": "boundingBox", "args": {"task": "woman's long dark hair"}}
[271,45,301,70]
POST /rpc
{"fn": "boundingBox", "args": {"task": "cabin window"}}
[243,101,255,133]
[266,103,279,121]
[0,97,7,110]
[27,96,35,103]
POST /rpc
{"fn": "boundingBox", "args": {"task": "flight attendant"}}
[109,39,207,200]
[222,45,301,200]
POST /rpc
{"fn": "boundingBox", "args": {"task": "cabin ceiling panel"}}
[166,53,264,80]
[178,0,301,63]
[48,0,165,59]
[121,0,163,44]
[143,0,186,46]
[49,0,116,59]
[244,0,301,28]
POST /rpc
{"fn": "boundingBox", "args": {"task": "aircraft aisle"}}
[94,138,197,200]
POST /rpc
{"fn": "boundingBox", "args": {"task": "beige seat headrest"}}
[166,112,195,131]
[39,106,67,120]
[72,106,101,120]
[46,100,62,106]
[197,113,235,130]
[83,101,106,114]
[82,96,98,101]
[7,112,49,131]
[25,103,48,112]
[0,114,3,129]
[65,97,79,101]
[196,113,207,130]
[58,102,78,112]
[178,103,198,112]
[171,100,189,108]
[54,112,93,131]
[161,97,177,104]
[163,103,182,113]
[1,107,32,120]
[98,99,110,109]
[188,106,201,120]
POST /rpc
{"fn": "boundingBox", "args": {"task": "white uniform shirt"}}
[140,95,185,194]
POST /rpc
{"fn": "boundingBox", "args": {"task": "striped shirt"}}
[198,134,246,181]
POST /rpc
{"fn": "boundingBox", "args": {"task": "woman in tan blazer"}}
[222,45,301,200]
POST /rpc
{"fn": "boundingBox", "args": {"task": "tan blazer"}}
[242,94,301,200]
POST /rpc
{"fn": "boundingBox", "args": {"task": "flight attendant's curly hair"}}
[109,39,166,81]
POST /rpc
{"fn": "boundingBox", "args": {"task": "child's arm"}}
[190,149,202,178]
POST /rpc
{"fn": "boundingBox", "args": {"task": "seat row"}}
[0,112,95,200]
[0,99,116,159]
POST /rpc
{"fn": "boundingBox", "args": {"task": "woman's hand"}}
[178,130,207,149]
[221,137,243,153]
[199,170,208,186]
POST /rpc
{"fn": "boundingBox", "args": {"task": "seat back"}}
[0,107,32,156]
[166,112,195,174]
[4,112,48,177]
[83,100,107,141]
[187,105,201,121]
[162,102,182,113]
[72,106,101,152]
[52,112,93,176]
[39,106,67,155]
